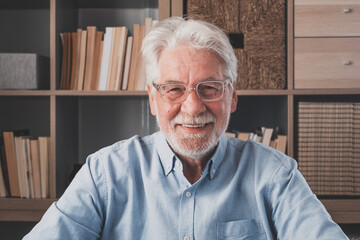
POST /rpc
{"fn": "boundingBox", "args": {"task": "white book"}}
[98,27,114,90]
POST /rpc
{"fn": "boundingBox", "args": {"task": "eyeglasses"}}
[152,80,232,104]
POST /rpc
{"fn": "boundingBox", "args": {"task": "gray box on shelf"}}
[0,53,50,90]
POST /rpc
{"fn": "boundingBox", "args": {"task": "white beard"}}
[156,110,230,159]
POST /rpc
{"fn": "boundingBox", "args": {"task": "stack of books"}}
[60,17,156,91]
[296,101,360,196]
[0,130,51,199]
[226,126,287,153]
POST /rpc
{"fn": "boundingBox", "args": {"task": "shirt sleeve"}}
[23,155,106,240]
[268,155,349,240]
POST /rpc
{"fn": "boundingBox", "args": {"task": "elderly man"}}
[24,17,348,239]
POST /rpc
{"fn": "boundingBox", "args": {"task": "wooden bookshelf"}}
[0,1,359,237]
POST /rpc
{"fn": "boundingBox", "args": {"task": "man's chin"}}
[169,135,218,159]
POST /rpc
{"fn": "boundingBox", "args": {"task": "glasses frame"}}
[152,80,233,104]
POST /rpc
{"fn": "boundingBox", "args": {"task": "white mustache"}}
[171,112,216,129]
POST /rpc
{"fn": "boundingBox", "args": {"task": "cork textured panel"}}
[187,0,286,89]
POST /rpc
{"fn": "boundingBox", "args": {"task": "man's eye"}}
[168,87,182,92]
[199,84,220,91]
[163,85,184,94]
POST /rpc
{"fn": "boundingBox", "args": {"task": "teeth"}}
[182,124,205,128]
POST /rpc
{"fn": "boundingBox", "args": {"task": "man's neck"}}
[175,148,215,184]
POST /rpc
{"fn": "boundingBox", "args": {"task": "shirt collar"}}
[154,131,228,179]
[154,131,177,176]
[207,133,227,180]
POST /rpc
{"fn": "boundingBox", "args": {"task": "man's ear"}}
[147,84,157,116]
[230,87,238,113]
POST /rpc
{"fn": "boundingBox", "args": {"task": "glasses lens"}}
[160,84,187,103]
[197,81,224,100]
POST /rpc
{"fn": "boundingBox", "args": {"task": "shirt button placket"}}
[179,189,195,240]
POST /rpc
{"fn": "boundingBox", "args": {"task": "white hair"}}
[141,17,238,87]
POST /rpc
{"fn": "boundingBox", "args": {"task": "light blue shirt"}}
[24,131,348,239]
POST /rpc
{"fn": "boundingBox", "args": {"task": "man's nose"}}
[180,89,206,116]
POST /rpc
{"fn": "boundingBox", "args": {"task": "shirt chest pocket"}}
[217,218,266,240]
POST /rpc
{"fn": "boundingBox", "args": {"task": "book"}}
[134,25,146,91]
[30,138,41,198]
[237,132,249,141]
[98,27,114,90]
[25,138,35,198]
[15,136,30,198]
[60,32,71,90]
[121,36,133,90]
[261,128,273,146]
[275,135,287,153]
[135,18,153,90]
[127,24,141,91]
[0,151,8,197]
[3,130,30,197]
[91,31,104,90]
[0,143,9,196]
[114,27,129,90]
[39,136,50,198]
[225,132,236,137]
[73,29,83,90]
[69,31,79,90]
[107,27,122,90]
[83,26,97,91]
[77,30,88,90]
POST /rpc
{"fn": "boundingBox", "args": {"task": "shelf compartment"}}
[0,96,50,136]
[55,96,157,195]
[229,95,288,137]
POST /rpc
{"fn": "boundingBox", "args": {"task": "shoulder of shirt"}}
[225,136,297,171]
[88,133,156,163]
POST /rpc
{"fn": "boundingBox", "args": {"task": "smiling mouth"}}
[182,124,206,128]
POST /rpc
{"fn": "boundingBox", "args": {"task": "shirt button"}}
[183,236,190,240]
[185,191,192,198]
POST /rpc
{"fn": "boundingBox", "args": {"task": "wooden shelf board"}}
[0,198,56,222]
[0,90,53,96]
[54,90,149,96]
[1,89,360,97]
[290,89,360,95]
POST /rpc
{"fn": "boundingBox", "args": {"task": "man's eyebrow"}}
[161,80,184,84]
[201,77,223,81]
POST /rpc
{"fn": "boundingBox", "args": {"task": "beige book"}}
[107,27,122,90]
[91,31,104,90]
[77,30,88,90]
[0,159,7,197]
[237,132,249,141]
[30,138,41,198]
[134,25,145,91]
[69,32,79,90]
[15,136,30,198]
[25,138,35,198]
[127,24,141,91]
[225,132,236,138]
[114,27,129,90]
[121,36,133,90]
[83,26,97,91]
[261,128,273,146]
[276,135,287,153]
[39,137,50,198]
[3,131,20,197]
